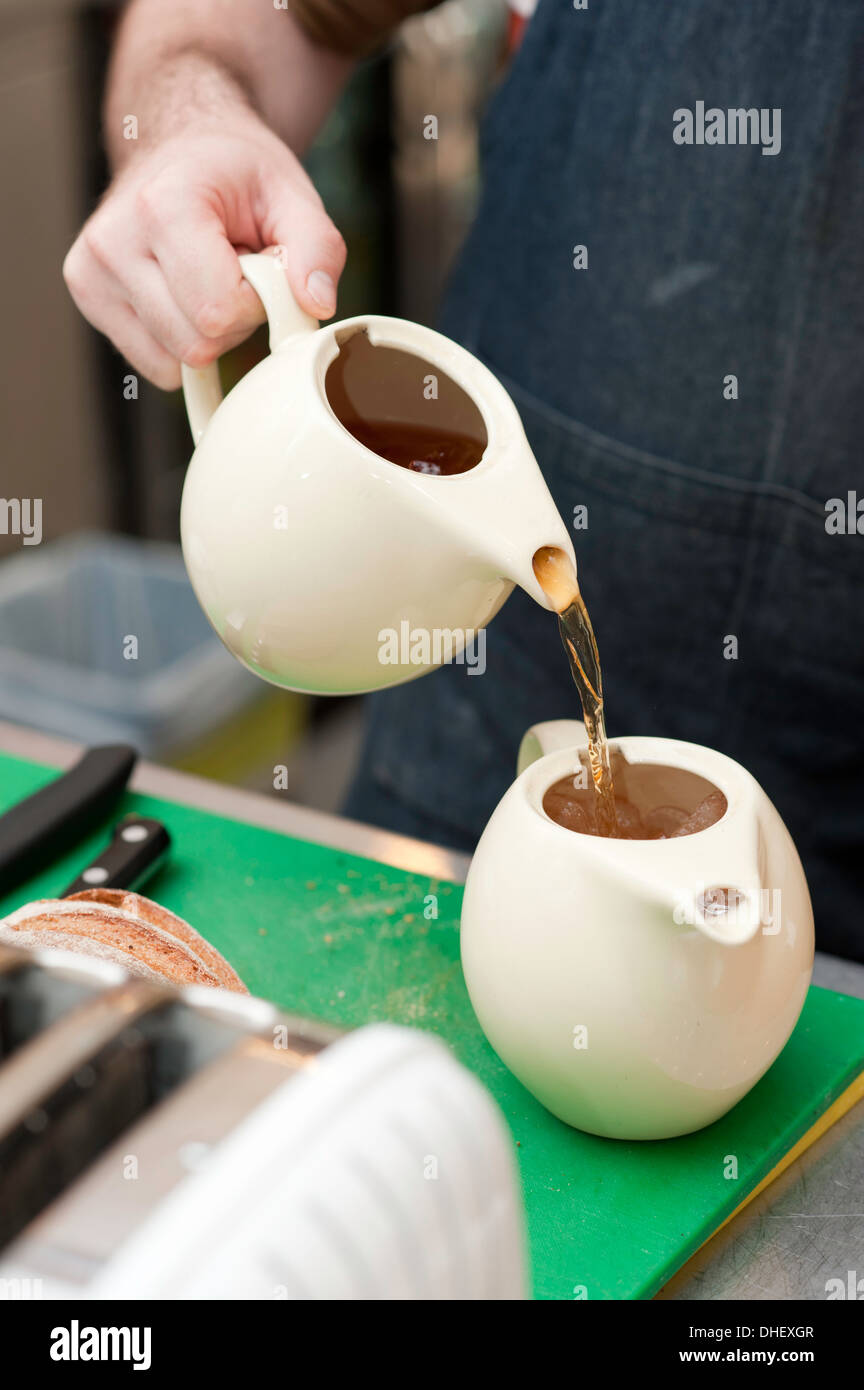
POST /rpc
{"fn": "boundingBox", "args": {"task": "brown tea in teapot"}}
[325,328,487,475]
[543,759,727,840]
[532,545,727,840]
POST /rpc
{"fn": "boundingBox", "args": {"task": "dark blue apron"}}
[345,0,864,959]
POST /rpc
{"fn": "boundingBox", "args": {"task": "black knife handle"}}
[62,815,171,897]
[0,745,137,895]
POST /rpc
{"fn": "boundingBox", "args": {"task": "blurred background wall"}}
[0,0,507,813]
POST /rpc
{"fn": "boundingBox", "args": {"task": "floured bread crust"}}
[0,890,247,994]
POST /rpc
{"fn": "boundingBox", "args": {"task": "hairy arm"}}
[64,0,355,387]
[105,0,351,165]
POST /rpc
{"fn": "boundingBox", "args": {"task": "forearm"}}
[105,0,353,169]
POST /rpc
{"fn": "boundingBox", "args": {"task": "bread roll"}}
[0,889,247,994]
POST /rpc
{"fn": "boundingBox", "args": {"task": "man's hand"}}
[64,116,346,389]
[63,0,352,389]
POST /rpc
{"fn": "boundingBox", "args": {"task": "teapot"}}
[180,253,573,694]
[460,719,814,1140]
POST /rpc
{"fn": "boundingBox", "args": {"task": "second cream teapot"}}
[461,719,814,1140]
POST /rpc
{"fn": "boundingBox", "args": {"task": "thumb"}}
[265,192,347,320]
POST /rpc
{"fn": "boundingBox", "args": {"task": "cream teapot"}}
[180,253,573,694]
[460,719,814,1140]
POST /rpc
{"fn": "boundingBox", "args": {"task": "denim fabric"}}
[345,0,864,959]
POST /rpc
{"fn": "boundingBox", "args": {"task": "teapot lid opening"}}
[538,749,729,842]
[323,327,488,477]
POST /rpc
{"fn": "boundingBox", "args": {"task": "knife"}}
[61,815,171,897]
[0,746,137,896]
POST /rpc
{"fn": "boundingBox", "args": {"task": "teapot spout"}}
[684,879,766,945]
[479,491,577,611]
[672,820,767,946]
[426,436,576,611]
[502,543,578,612]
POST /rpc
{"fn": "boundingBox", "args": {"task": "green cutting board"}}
[2,751,863,1300]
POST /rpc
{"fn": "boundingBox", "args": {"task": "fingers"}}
[63,241,183,390]
[109,303,184,392]
[263,191,347,320]
[65,219,258,386]
[150,207,266,343]
[122,253,254,367]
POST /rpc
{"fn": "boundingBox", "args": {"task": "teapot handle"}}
[516,720,588,776]
[181,252,319,445]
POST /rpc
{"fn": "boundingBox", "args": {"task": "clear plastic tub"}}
[0,533,265,756]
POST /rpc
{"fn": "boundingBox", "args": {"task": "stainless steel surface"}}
[660,955,864,1301]
[0,944,26,977]
[812,951,864,998]
[0,942,346,1287]
[1,1035,313,1288]
[658,1086,864,1301]
[1,719,862,1300]
[0,979,165,1137]
[0,944,123,1056]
